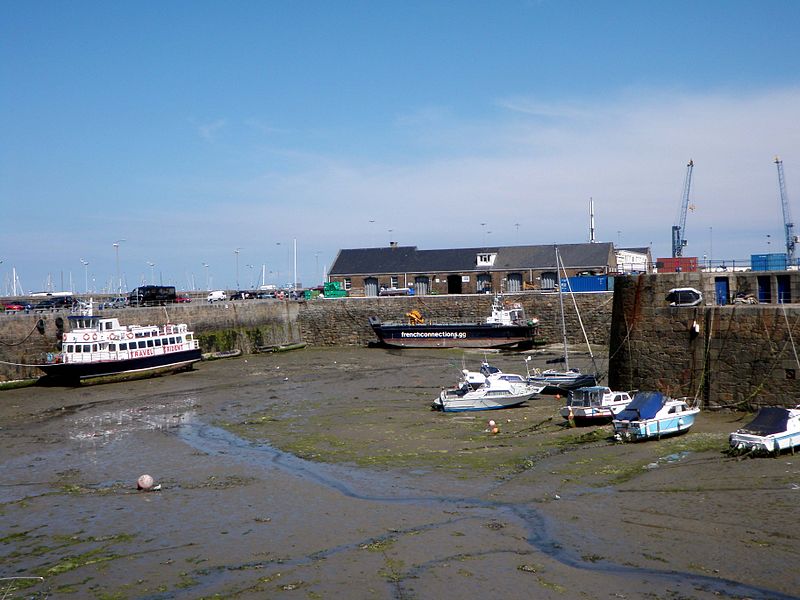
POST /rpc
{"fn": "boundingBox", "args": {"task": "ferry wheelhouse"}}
[39,313,202,383]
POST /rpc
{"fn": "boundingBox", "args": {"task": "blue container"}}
[751,253,788,271]
[560,275,608,292]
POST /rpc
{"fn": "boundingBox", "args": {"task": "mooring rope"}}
[781,303,800,371]
[0,319,45,347]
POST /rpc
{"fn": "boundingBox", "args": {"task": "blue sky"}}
[3,1,800,293]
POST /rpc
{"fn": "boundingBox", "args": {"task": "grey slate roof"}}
[329,242,615,276]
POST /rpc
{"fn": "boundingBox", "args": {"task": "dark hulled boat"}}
[368,296,538,349]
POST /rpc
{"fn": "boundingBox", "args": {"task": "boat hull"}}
[559,407,616,425]
[433,394,530,412]
[531,374,597,395]
[38,349,202,384]
[729,431,800,454]
[369,322,535,350]
[613,410,699,441]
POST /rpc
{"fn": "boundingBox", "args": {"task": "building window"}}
[476,253,496,267]
[344,278,352,290]
[390,275,398,288]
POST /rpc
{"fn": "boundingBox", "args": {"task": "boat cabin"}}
[567,386,631,408]
[60,315,196,364]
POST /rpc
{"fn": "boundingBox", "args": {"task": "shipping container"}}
[655,257,699,273]
[560,275,609,292]
[750,253,788,272]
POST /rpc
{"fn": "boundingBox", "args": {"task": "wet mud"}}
[1,347,798,599]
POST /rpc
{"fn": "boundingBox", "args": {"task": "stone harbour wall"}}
[608,274,800,409]
[0,293,613,382]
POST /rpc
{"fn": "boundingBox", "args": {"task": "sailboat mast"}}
[556,247,569,371]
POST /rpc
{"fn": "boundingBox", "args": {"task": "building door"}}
[364,277,379,297]
[540,271,557,290]
[414,276,429,296]
[477,274,492,293]
[757,275,771,303]
[714,277,729,305]
[447,275,462,294]
[777,274,791,303]
[506,273,523,292]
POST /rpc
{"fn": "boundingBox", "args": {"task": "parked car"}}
[665,287,703,307]
[33,297,73,311]
[175,295,193,303]
[230,291,255,300]
[3,301,27,312]
[99,297,127,310]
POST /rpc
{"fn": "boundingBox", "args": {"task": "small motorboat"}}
[728,405,800,455]
[461,360,529,390]
[612,391,699,441]
[433,375,542,412]
[559,386,633,426]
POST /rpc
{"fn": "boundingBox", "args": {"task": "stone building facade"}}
[327,242,618,297]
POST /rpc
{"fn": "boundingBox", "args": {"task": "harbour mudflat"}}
[0,348,798,599]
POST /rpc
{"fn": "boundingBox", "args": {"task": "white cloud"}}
[198,118,227,141]
[217,86,800,267]
[9,86,800,289]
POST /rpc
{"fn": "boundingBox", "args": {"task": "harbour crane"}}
[774,156,798,265]
[671,159,694,258]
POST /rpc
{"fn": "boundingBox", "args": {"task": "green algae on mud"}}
[223,399,610,477]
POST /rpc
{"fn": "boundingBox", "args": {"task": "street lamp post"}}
[246,264,254,289]
[202,262,210,291]
[112,239,126,295]
[147,261,155,285]
[234,248,241,290]
[275,242,281,286]
[80,259,89,294]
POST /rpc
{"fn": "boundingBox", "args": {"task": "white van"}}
[207,290,227,303]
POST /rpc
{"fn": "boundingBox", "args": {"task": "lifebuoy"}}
[92,334,98,341]
[127,333,134,339]
[62,334,67,341]
[83,333,90,341]
[109,333,117,340]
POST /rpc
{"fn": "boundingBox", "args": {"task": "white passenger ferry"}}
[39,309,202,383]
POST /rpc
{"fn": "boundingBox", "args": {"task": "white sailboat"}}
[527,247,599,393]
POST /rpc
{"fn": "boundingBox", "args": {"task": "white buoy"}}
[137,474,154,490]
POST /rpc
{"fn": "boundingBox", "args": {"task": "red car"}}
[174,296,192,303]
